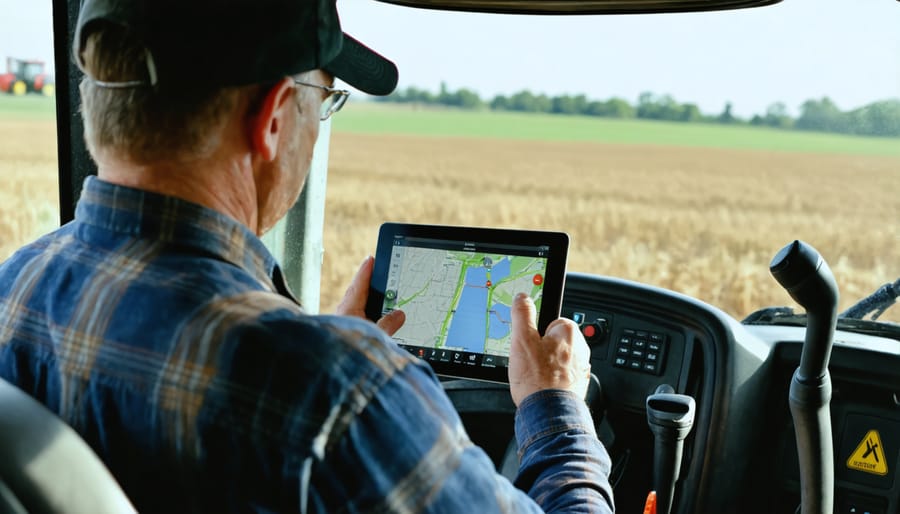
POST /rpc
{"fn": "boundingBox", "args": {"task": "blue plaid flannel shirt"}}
[0,177,613,513]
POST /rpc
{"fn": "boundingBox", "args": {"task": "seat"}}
[0,378,135,514]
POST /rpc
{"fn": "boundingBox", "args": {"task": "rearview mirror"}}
[374,0,782,15]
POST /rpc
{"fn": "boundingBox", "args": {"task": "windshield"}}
[0,0,897,328]
[322,0,899,326]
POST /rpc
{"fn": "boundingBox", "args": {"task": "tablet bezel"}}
[365,222,569,383]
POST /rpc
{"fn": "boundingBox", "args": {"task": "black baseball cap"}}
[74,0,398,95]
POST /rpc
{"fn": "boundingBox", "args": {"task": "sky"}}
[2,0,898,117]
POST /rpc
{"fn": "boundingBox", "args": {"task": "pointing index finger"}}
[511,292,538,340]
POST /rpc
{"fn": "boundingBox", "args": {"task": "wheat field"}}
[1,119,898,323]
[322,132,900,322]
[0,118,59,260]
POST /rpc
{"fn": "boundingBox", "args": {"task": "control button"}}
[482,355,496,367]
[631,349,644,359]
[617,346,630,356]
[416,348,426,358]
[465,353,480,366]
[646,352,658,362]
[648,342,662,352]
[619,336,631,346]
[614,357,628,367]
[572,312,585,325]
[636,330,649,338]
[623,328,636,336]
[452,352,464,364]
[633,339,646,349]
[650,332,665,343]
[438,350,451,362]
[628,360,642,370]
[583,319,609,344]
[643,362,658,373]
[495,356,509,368]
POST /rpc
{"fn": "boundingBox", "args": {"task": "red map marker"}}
[533,274,543,286]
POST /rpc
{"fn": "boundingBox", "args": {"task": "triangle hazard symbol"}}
[846,429,888,476]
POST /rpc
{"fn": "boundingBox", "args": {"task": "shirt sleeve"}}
[514,389,615,513]
[306,352,615,514]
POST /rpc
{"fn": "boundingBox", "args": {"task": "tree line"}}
[375,83,900,138]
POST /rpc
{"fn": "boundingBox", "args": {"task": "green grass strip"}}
[0,95,57,120]
[335,103,900,157]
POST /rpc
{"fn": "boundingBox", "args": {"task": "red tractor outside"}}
[0,58,55,96]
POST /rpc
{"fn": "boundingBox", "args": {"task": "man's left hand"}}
[336,256,405,336]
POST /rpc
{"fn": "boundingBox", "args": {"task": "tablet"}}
[366,223,569,383]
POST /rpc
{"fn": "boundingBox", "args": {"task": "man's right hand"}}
[508,293,592,406]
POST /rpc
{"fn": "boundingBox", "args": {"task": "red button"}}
[583,324,596,338]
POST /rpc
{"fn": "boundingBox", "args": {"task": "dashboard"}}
[443,272,900,514]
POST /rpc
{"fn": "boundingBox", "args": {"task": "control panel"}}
[566,309,670,376]
[564,306,686,410]
[612,328,668,375]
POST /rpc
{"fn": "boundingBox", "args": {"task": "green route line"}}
[490,258,546,325]
[397,278,432,308]
[438,263,465,346]
[484,268,493,349]
[492,258,545,290]
[484,257,544,348]
[436,254,548,350]
[437,253,484,346]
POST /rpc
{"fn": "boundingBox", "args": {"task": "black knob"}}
[770,240,838,382]
[647,385,696,514]
[582,319,608,344]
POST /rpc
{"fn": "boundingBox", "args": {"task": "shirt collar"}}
[75,176,282,293]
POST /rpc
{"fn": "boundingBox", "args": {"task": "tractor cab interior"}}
[1,0,898,513]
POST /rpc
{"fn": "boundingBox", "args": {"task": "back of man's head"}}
[75,0,398,164]
[78,24,249,164]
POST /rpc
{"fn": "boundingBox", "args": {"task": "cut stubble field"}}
[1,103,898,323]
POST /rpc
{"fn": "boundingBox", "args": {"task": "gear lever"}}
[646,384,695,514]
[770,240,839,514]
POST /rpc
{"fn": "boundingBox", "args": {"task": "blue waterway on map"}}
[445,258,515,351]
[489,303,512,339]
[446,267,488,352]
[491,257,511,283]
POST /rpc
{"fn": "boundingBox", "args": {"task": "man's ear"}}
[250,77,296,162]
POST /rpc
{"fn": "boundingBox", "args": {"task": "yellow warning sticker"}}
[846,430,888,476]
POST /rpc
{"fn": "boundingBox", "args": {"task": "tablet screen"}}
[366,223,569,383]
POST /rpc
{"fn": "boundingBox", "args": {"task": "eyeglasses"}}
[293,79,350,121]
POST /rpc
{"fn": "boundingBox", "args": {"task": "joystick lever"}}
[646,384,695,514]
[770,240,839,514]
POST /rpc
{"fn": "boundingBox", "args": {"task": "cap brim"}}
[324,33,398,96]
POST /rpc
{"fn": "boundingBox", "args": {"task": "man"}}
[0,0,613,512]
